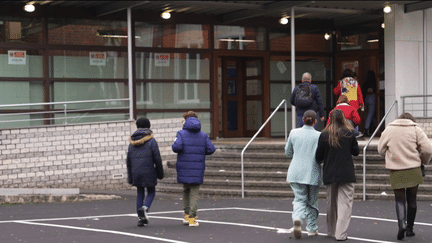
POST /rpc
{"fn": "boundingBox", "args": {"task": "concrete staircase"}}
[157,140,432,200]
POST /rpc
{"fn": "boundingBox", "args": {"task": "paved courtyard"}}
[1,191,432,243]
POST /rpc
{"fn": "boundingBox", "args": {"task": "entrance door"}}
[222,57,264,138]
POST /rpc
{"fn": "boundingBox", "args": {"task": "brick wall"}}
[0,118,183,190]
[416,118,432,137]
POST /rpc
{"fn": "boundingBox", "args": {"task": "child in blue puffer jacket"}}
[172,111,216,226]
[126,117,164,227]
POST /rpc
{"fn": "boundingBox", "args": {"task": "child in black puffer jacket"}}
[126,117,164,227]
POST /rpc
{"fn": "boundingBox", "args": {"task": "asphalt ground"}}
[1,191,432,243]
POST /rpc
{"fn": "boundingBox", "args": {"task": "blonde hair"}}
[323,109,353,147]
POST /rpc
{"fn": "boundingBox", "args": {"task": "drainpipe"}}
[127,7,134,120]
[424,10,428,117]
[291,7,296,130]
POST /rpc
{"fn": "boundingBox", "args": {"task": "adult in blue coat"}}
[285,110,322,239]
[126,117,164,227]
[172,111,216,226]
[290,72,325,127]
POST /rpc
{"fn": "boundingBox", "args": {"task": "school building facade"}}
[0,1,432,139]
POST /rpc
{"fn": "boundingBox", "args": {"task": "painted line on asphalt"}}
[14,220,189,243]
[150,215,398,243]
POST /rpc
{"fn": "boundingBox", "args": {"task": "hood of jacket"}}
[388,119,417,127]
[183,117,201,132]
[130,128,153,146]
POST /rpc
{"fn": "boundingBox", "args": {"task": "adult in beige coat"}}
[378,113,432,240]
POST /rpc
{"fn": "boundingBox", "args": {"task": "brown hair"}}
[337,95,349,105]
[399,113,416,122]
[302,110,317,126]
[323,109,353,147]
[341,69,354,79]
[183,111,198,120]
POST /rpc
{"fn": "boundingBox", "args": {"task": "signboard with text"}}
[155,53,170,67]
[8,50,26,65]
[89,52,107,66]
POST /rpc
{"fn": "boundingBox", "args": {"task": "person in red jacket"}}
[334,69,364,110]
[326,95,361,127]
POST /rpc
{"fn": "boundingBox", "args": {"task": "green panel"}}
[270,83,292,109]
[136,83,210,109]
[51,54,128,79]
[52,82,128,109]
[53,113,128,125]
[0,54,43,78]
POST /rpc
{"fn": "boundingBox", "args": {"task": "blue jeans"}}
[290,183,320,232]
[364,95,376,130]
[297,114,318,128]
[136,186,155,213]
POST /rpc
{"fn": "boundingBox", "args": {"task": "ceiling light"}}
[24,3,35,12]
[279,17,288,25]
[383,5,392,13]
[381,23,385,29]
[367,39,379,43]
[324,33,331,40]
[161,11,171,19]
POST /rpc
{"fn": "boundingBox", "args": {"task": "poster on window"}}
[8,50,26,65]
[155,53,170,67]
[89,52,106,66]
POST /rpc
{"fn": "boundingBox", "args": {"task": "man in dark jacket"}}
[290,72,325,128]
[126,117,164,227]
[172,111,216,226]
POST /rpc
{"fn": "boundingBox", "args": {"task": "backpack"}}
[294,83,312,108]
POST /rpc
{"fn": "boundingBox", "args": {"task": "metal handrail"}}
[0,98,130,127]
[362,100,398,201]
[240,99,288,198]
[401,94,432,117]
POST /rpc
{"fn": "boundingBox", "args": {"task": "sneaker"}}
[137,206,149,224]
[137,218,146,227]
[183,214,190,225]
[188,216,199,227]
[307,230,318,236]
[356,132,364,138]
[293,219,302,239]
[143,206,149,224]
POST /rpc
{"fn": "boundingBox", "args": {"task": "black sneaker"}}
[137,207,148,224]
[137,218,146,227]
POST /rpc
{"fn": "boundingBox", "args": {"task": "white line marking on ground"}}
[14,221,189,243]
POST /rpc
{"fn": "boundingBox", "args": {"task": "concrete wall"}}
[0,118,183,190]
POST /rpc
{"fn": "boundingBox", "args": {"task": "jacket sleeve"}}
[284,132,294,158]
[351,134,360,156]
[126,145,132,184]
[315,133,326,164]
[377,130,388,157]
[151,139,164,180]
[290,87,297,106]
[334,81,341,95]
[205,135,216,155]
[172,131,184,153]
[326,110,332,127]
[313,85,325,118]
[351,108,361,125]
[416,126,432,165]
[357,85,364,105]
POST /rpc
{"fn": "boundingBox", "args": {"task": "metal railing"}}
[0,98,130,128]
[240,99,288,198]
[401,95,432,118]
[362,100,398,201]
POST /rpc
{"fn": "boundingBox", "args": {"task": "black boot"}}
[406,207,416,237]
[396,200,407,240]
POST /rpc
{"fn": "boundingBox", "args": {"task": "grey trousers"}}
[326,183,354,240]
